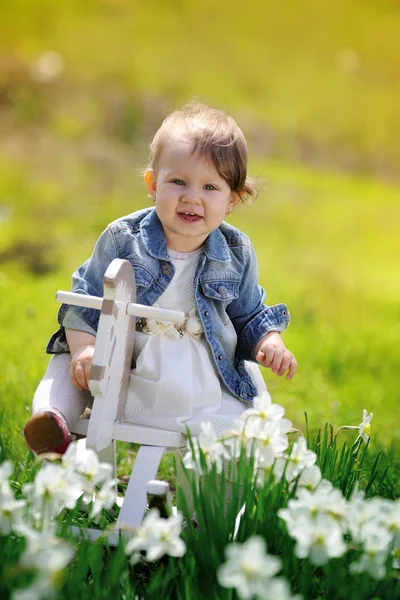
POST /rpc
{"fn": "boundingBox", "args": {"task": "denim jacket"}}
[47,208,290,403]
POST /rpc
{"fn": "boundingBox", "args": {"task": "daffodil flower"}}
[125,508,186,561]
[359,409,373,443]
[183,422,230,475]
[217,536,282,600]
[284,437,317,481]
[13,532,74,600]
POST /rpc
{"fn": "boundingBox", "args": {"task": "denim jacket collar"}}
[140,208,231,263]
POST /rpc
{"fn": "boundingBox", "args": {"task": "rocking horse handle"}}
[56,291,185,324]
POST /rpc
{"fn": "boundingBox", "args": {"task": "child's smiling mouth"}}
[177,211,203,223]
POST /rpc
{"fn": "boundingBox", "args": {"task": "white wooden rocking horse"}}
[56,258,187,540]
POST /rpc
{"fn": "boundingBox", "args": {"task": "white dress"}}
[125,248,267,436]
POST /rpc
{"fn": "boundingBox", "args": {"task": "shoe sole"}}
[24,411,66,454]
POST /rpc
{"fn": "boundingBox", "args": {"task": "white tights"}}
[32,354,92,429]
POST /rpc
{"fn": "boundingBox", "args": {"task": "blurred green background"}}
[1,0,399,456]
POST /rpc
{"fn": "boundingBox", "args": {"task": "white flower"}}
[222,418,259,460]
[358,409,373,443]
[260,577,302,600]
[381,498,400,547]
[221,423,244,460]
[284,437,317,481]
[320,488,348,526]
[125,508,186,562]
[0,495,26,535]
[13,532,73,600]
[186,309,203,337]
[278,484,346,542]
[350,527,391,580]
[218,536,281,600]
[222,396,292,464]
[347,497,393,580]
[23,462,82,527]
[291,465,323,493]
[62,443,113,491]
[251,421,290,467]
[183,422,230,475]
[243,391,285,425]
[291,514,347,565]
[291,486,347,528]
[35,463,81,508]
[0,460,26,534]
[90,478,118,519]
[346,494,388,544]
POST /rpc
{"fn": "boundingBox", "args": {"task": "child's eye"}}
[204,184,216,191]
[171,179,185,186]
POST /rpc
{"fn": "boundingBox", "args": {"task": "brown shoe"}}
[23,411,72,455]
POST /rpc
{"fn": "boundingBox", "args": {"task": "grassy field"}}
[0,0,399,462]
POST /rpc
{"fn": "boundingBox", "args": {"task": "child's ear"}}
[227,192,241,213]
[144,169,157,199]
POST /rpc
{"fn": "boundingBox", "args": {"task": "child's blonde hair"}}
[148,102,258,202]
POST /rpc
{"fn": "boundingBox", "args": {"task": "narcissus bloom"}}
[218,536,282,600]
[358,409,373,443]
[125,508,186,562]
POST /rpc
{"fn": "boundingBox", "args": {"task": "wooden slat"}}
[113,422,185,447]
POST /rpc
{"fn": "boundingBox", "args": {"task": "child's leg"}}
[32,353,91,427]
[24,353,92,454]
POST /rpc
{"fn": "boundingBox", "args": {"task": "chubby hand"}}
[255,331,297,380]
[70,344,95,390]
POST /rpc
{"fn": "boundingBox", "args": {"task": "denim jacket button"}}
[218,354,223,361]
[218,285,227,297]
[162,263,171,275]
[204,310,209,317]
[281,309,287,317]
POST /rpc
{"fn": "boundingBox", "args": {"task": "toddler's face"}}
[145,136,239,252]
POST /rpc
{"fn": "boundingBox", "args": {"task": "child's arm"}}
[227,242,297,379]
[65,328,96,391]
[47,225,119,357]
[48,226,119,385]
[254,331,297,381]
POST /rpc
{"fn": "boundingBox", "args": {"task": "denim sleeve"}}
[62,308,97,336]
[46,226,118,353]
[227,243,290,362]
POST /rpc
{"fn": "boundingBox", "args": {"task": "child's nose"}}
[182,188,202,205]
